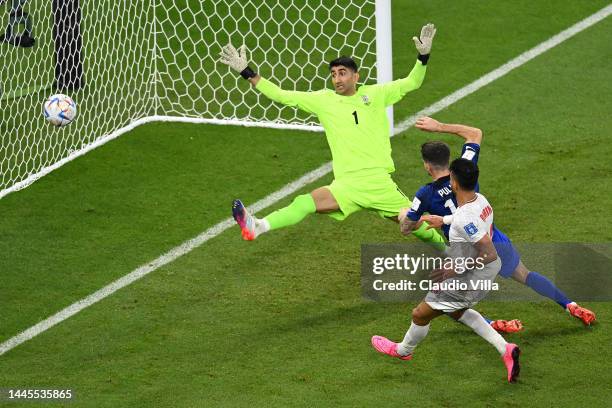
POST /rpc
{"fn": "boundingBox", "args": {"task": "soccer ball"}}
[43,94,77,126]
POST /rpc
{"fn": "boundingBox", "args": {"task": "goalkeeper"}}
[219,23,444,247]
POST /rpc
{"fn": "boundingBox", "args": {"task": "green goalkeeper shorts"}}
[325,170,411,221]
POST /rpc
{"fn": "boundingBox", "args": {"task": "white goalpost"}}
[0,0,393,199]
[374,0,393,131]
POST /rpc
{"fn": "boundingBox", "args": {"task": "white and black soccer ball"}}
[43,94,77,127]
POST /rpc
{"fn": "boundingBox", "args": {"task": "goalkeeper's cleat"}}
[371,336,413,361]
[566,302,596,326]
[490,319,523,333]
[232,199,258,240]
[502,343,521,383]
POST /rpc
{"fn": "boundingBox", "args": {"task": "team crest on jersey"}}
[361,95,371,105]
[464,222,479,237]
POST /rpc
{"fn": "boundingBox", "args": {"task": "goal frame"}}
[0,0,393,200]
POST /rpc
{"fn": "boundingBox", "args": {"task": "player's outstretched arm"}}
[219,43,320,114]
[381,24,436,106]
[400,209,444,235]
[412,23,436,66]
[419,214,447,230]
[415,116,483,144]
[218,43,261,85]
[401,23,437,91]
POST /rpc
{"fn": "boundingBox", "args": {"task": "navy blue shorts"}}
[492,228,520,278]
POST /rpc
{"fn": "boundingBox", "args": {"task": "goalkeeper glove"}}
[219,43,257,79]
[413,23,436,65]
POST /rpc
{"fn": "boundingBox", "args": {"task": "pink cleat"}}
[502,343,521,383]
[371,335,412,361]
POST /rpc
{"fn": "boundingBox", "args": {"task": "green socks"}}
[412,222,447,251]
[265,194,317,230]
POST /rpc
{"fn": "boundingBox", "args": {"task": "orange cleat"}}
[490,319,523,333]
[567,303,596,326]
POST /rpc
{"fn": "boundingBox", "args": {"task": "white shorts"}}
[425,258,501,313]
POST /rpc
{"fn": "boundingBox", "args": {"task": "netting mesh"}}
[0,0,155,195]
[1,0,378,196]
[157,0,377,125]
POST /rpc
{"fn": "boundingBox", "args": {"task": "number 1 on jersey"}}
[444,199,457,214]
[352,110,358,125]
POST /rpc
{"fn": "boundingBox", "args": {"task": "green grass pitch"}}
[1,1,611,407]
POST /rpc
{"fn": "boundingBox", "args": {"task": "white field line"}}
[0,162,332,356]
[394,3,612,134]
[1,4,611,356]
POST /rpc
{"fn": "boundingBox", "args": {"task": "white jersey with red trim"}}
[449,193,494,244]
[426,192,501,311]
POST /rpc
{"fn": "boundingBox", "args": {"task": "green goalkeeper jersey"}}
[255,60,427,179]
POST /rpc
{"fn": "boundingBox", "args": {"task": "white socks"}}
[397,309,508,357]
[397,322,430,356]
[256,218,270,235]
[459,309,507,355]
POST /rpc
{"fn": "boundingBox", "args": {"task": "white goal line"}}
[0,116,322,201]
[1,3,611,356]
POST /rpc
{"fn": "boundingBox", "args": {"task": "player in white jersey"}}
[371,158,521,383]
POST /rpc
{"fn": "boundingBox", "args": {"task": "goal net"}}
[0,0,388,198]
